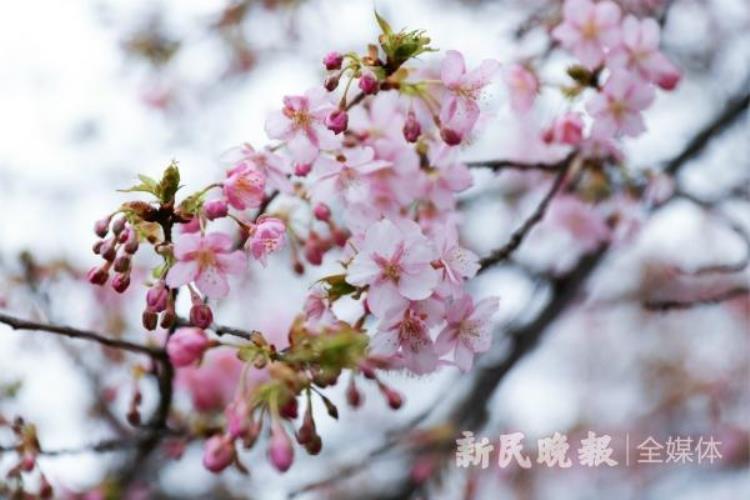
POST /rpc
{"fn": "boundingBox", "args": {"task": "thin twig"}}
[477,153,575,272]
[644,286,749,311]
[466,157,567,173]
[0,313,164,358]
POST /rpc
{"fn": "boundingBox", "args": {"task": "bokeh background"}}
[0,0,748,498]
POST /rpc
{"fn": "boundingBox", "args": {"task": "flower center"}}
[581,19,600,40]
[195,249,217,269]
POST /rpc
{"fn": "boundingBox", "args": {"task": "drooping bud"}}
[320,394,339,420]
[123,229,139,254]
[312,203,331,222]
[325,109,348,135]
[440,127,462,146]
[92,240,104,255]
[100,239,117,262]
[202,435,235,473]
[403,110,421,143]
[378,381,403,410]
[111,216,127,236]
[331,227,349,247]
[146,281,169,313]
[87,265,109,286]
[166,327,209,367]
[112,273,131,293]
[204,199,229,220]
[305,434,322,455]
[358,71,378,95]
[20,453,36,472]
[323,51,343,71]
[294,162,312,177]
[190,303,214,329]
[324,73,341,92]
[94,216,111,238]
[295,404,316,445]
[142,310,158,331]
[304,235,325,266]
[113,255,131,273]
[346,377,363,408]
[279,397,298,420]
[268,421,294,472]
[226,398,250,440]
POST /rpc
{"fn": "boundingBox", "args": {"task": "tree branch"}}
[477,153,575,272]
[466,157,568,173]
[644,286,749,311]
[0,313,164,358]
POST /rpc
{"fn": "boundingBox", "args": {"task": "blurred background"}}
[0,0,748,498]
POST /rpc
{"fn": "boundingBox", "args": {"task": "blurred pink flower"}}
[552,0,622,69]
[247,216,286,265]
[223,164,266,210]
[503,63,539,113]
[167,327,209,367]
[435,294,498,371]
[586,70,655,137]
[166,232,246,298]
[549,196,611,251]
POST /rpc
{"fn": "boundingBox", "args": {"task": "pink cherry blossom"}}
[346,218,440,318]
[167,327,210,367]
[166,232,246,298]
[221,143,292,192]
[552,0,622,69]
[175,348,249,412]
[246,216,286,265]
[586,70,655,137]
[607,15,681,90]
[549,195,611,252]
[439,50,499,145]
[223,164,266,210]
[370,298,444,374]
[503,63,539,113]
[265,87,340,164]
[423,144,474,209]
[313,146,391,203]
[435,295,498,371]
[542,112,585,146]
[433,224,480,297]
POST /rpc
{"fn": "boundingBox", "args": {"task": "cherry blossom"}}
[542,112,585,146]
[552,0,622,69]
[313,146,391,203]
[607,15,681,90]
[221,143,292,192]
[439,50,499,145]
[223,164,266,210]
[246,216,286,265]
[167,327,210,367]
[549,196,611,252]
[166,232,246,298]
[435,295,499,371]
[265,87,340,164]
[346,218,439,318]
[586,70,655,137]
[433,224,480,297]
[503,63,539,113]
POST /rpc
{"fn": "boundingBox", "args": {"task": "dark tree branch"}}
[477,153,575,272]
[0,313,164,358]
[466,157,568,173]
[644,286,749,311]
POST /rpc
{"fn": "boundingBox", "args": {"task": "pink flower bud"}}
[323,51,343,70]
[656,60,681,91]
[112,273,130,293]
[190,303,214,329]
[324,73,341,92]
[87,266,109,285]
[100,239,117,262]
[325,109,348,135]
[294,162,312,177]
[440,127,462,146]
[111,216,126,236]
[92,240,104,255]
[123,230,139,254]
[312,203,331,222]
[403,110,421,143]
[226,399,250,439]
[146,281,169,313]
[167,327,209,367]
[331,228,349,247]
[20,453,36,472]
[204,199,229,220]
[543,112,584,146]
[305,434,322,455]
[279,397,298,420]
[304,237,325,266]
[94,217,111,238]
[142,310,158,331]
[113,255,131,273]
[346,378,362,408]
[202,435,235,473]
[358,71,378,95]
[268,422,294,472]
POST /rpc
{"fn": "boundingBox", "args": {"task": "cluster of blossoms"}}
[0,417,53,498]
[84,5,679,476]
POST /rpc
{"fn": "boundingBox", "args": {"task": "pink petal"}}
[441,50,466,88]
[434,326,458,356]
[173,233,202,260]
[595,1,622,28]
[346,254,381,286]
[368,281,408,318]
[204,232,234,252]
[195,266,230,299]
[454,342,475,372]
[398,267,439,301]
[217,250,247,274]
[166,261,198,288]
[265,112,292,140]
[369,329,400,357]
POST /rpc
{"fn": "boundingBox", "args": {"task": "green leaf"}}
[374,10,393,37]
[319,274,357,301]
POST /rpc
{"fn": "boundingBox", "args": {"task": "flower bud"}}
[305,434,322,455]
[268,422,294,472]
[440,127,462,146]
[142,310,158,331]
[113,255,131,273]
[403,110,421,143]
[323,51,343,70]
[226,398,250,440]
[111,216,127,236]
[202,435,235,473]
[94,217,111,238]
[358,71,378,95]
[160,309,176,329]
[167,327,209,367]
[112,273,130,293]
[295,406,316,445]
[87,265,109,286]
[294,163,312,177]
[320,395,338,420]
[346,377,362,408]
[20,453,36,472]
[279,397,298,420]
[304,237,325,266]
[92,240,104,255]
[312,203,331,222]
[331,227,349,247]
[190,303,214,329]
[325,109,348,135]
[123,230,139,254]
[100,239,117,262]
[378,382,403,410]
[324,73,341,92]
[204,199,229,220]
[656,60,681,91]
[146,281,169,313]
